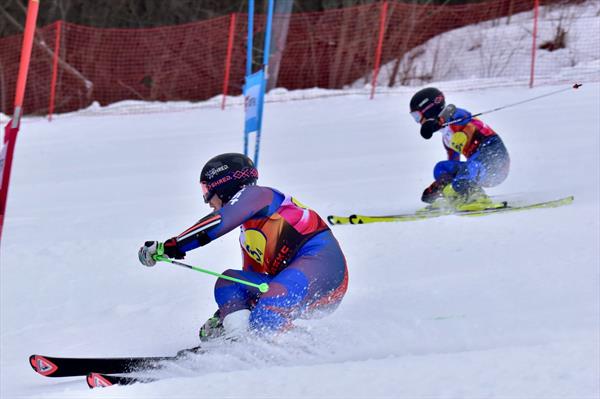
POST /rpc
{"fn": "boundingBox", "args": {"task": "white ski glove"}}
[138,241,163,267]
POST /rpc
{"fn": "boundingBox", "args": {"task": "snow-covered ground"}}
[1,79,599,398]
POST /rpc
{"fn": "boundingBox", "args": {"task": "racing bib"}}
[240,228,267,265]
[449,131,468,154]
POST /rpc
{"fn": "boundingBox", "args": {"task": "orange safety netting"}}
[0,0,595,116]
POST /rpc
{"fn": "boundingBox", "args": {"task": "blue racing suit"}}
[434,107,510,193]
[167,185,348,332]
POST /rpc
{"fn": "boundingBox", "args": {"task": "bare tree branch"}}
[0,3,93,97]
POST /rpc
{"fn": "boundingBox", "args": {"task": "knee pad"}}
[434,160,460,180]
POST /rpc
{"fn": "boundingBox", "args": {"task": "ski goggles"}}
[201,182,214,203]
[410,110,424,124]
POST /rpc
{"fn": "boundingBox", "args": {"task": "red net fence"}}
[0,0,597,117]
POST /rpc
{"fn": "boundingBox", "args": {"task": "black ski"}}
[86,372,155,388]
[30,346,204,378]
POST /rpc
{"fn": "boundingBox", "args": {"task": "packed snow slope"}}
[1,81,599,398]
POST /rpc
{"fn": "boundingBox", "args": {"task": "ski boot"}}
[419,176,454,213]
[417,197,452,213]
[442,184,498,212]
[199,310,224,342]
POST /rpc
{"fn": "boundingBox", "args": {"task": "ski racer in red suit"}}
[138,153,348,340]
[410,87,510,211]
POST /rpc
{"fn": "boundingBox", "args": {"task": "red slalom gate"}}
[1,0,39,244]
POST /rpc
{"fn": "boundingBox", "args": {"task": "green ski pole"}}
[153,251,269,293]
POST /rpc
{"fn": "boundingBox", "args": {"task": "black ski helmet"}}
[409,87,445,123]
[200,153,258,204]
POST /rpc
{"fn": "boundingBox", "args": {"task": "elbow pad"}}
[439,104,457,123]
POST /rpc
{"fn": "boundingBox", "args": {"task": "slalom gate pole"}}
[0,0,40,245]
[252,0,275,167]
[243,0,255,157]
[442,83,582,127]
[154,255,269,293]
[246,0,254,77]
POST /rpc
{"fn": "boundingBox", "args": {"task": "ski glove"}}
[138,241,163,267]
[420,118,441,139]
[138,238,186,267]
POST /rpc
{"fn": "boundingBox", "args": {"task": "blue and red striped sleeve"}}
[172,186,284,253]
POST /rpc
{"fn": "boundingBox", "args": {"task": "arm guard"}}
[175,212,223,252]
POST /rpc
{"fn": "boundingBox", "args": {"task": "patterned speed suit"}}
[435,107,510,194]
[169,185,348,332]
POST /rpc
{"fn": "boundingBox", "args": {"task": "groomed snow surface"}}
[1,79,599,398]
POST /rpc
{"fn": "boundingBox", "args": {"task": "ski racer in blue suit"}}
[138,153,348,341]
[409,87,510,211]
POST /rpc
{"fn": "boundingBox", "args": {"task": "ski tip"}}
[87,372,114,389]
[326,215,351,225]
[29,355,59,377]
